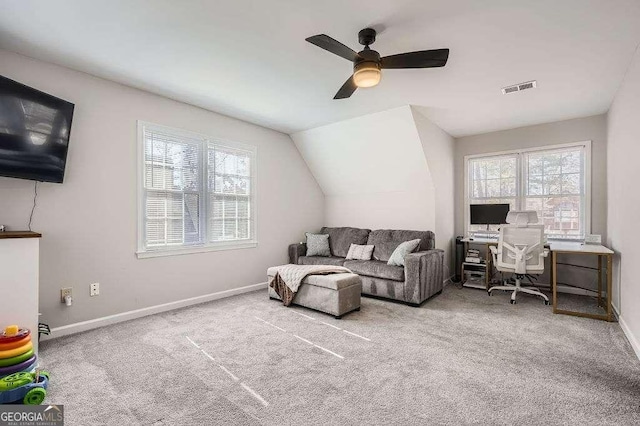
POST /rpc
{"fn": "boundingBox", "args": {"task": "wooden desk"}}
[549,242,614,322]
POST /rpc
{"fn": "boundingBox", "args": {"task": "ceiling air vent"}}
[501,80,537,95]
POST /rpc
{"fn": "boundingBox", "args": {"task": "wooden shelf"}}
[0,231,42,239]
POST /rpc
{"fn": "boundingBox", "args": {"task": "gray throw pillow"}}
[387,239,421,266]
[305,233,331,257]
[345,244,374,260]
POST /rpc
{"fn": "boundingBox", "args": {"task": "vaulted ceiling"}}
[1,0,639,137]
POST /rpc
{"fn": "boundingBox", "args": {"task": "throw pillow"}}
[387,239,421,266]
[345,244,374,260]
[305,233,331,257]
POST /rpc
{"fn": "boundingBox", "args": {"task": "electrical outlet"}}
[90,282,100,297]
[61,287,72,303]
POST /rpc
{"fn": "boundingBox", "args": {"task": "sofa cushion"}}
[387,239,422,266]
[344,260,405,282]
[367,229,435,262]
[298,256,346,266]
[305,233,331,257]
[345,244,374,260]
[321,227,371,257]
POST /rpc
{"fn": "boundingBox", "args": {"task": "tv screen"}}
[470,204,510,225]
[0,75,74,183]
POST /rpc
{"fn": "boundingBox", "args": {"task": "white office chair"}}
[488,211,550,305]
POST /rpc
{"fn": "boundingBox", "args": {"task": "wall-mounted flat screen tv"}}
[0,75,74,183]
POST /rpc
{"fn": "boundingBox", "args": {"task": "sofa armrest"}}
[288,243,307,264]
[404,249,444,305]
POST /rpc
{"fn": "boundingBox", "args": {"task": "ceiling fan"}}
[306,28,449,99]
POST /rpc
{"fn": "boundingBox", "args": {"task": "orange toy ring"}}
[0,341,33,360]
[0,335,31,352]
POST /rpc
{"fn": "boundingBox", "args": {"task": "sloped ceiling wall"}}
[410,106,456,273]
[292,106,436,232]
[292,105,455,276]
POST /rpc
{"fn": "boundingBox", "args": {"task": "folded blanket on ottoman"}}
[269,264,351,306]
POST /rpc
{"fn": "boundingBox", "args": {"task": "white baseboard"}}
[42,282,267,341]
[618,315,640,361]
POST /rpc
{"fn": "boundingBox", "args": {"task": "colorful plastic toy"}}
[0,371,49,405]
[0,325,48,405]
[0,335,31,351]
[0,341,33,359]
[0,349,34,368]
[0,355,37,377]
[0,327,30,344]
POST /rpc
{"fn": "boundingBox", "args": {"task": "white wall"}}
[0,49,324,329]
[292,106,436,232]
[607,46,640,357]
[410,107,456,276]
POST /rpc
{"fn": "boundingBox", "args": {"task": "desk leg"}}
[606,254,613,322]
[462,242,468,284]
[552,251,558,313]
[485,245,490,290]
[597,255,602,307]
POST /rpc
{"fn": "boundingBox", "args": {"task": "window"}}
[467,154,518,233]
[465,142,590,240]
[137,122,256,258]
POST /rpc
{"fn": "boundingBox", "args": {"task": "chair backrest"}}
[506,210,539,227]
[495,211,545,274]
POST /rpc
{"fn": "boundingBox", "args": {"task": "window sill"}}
[136,240,258,259]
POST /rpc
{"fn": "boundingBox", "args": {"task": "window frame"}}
[463,141,591,240]
[136,121,258,259]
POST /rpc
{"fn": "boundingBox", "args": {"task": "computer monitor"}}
[470,204,510,225]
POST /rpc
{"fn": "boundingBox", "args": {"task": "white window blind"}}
[465,142,590,240]
[208,144,253,242]
[523,146,585,239]
[468,154,518,233]
[138,122,256,257]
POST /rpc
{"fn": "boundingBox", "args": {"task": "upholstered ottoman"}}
[267,266,362,319]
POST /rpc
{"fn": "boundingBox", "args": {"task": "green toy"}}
[0,349,34,368]
[0,370,49,405]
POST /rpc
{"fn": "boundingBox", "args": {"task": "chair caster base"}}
[544,300,550,306]
[510,299,517,305]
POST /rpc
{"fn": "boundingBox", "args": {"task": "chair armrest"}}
[288,243,307,264]
[404,249,444,305]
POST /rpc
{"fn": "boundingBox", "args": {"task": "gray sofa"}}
[289,227,444,306]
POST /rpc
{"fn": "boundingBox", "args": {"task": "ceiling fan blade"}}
[334,76,357,99]
[306,34,361,62]
[380,48,449,69]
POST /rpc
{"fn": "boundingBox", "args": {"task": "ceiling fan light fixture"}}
[353,61,381,88]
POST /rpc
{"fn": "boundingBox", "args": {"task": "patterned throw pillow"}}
[387,239,421,266]
[305,233,331,257]
[345,244,375,260]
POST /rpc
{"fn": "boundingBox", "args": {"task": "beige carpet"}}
[39,284,640,425]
